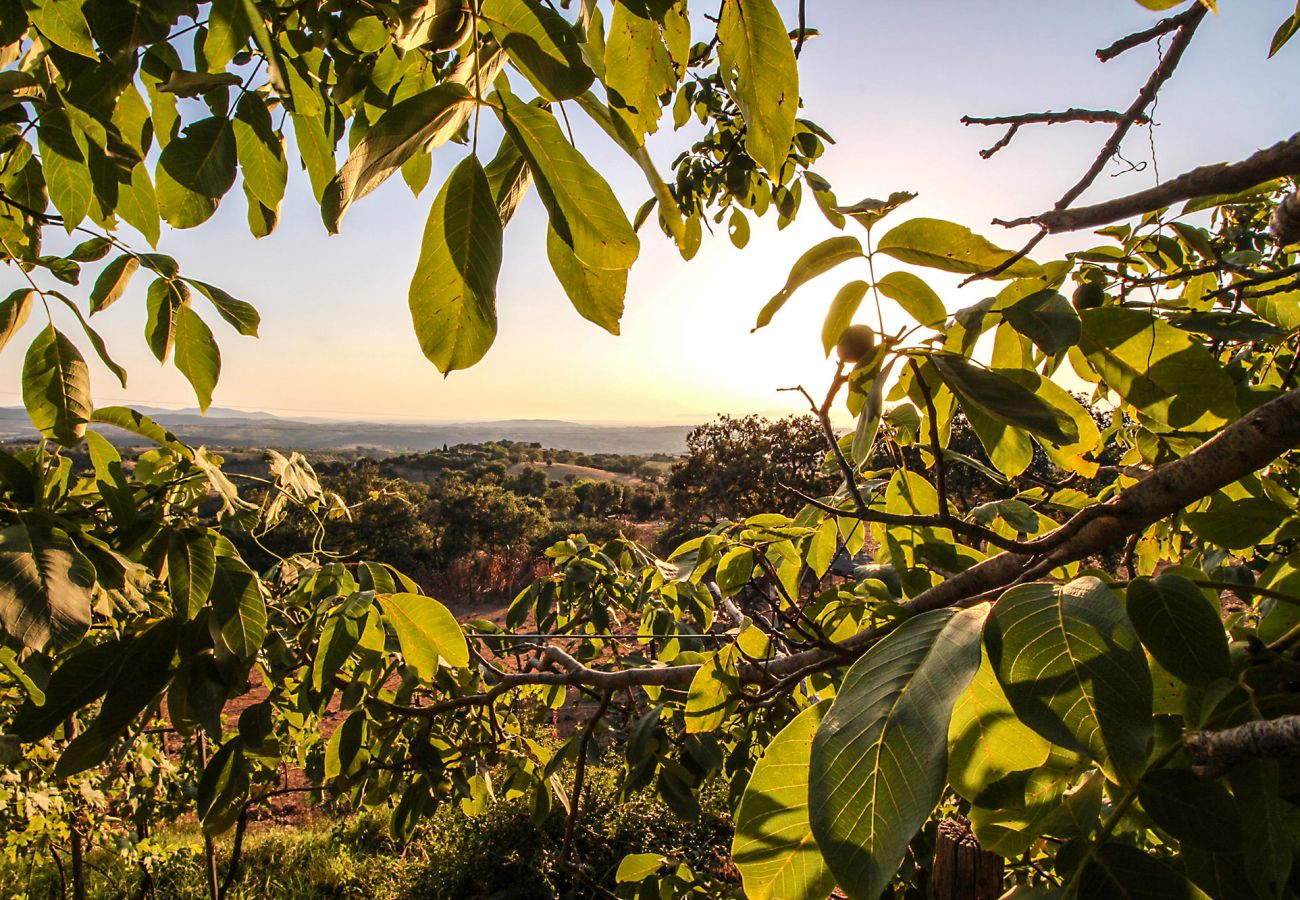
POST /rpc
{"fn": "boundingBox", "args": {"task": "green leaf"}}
[197,737,249,835]
[145,277,185,362]
[753,236,863,331]
[733,702,836,900]
[1079,307,1238,430]
[821,280,868,356]
[482,0,594,101]
[948,645,1069,807]
[808,605,985,899]
[167,528,216,619]
[379,592,469,679]
[84,429,134,527]
[494,89,639,272]
[174,306,222,412]
[37,112,93,229]
[203,0,252,69]
[836,191,917,231]
[1126,574,1229,685]
[1270,3,1300,57]
[684,649,736,733]
[89,254,139,314]
[545,225,626,334]
[312,607,362,691]
[48,290,127,388]
[483,132,533,226]
[325,708,370,780]
[232,93,287,212]
[56,619,179,776]
[409,155,503,374]
[717,0,798,176]
[0,288,34,353]
[25,0,96,57]
[185,279,260,336]
[0,646,44,705]
[1183,495,1289,549]
[616,853,669,884]
[11,636,128,740]
[878,218,1042,279]
[211,559,266,661]
[156,117,238,229]
[157,70,243,97]
[1003,289,1080,354]
[1138,768,1242,850]
[322,83,473,232]
[876,271,945,329]
[603,0,675,138]
[22,326,91,447]
[0,519,95,651]
[930,354,1076,445]
[986,578,1153,786]
[90,406,192,457]
[1077,842,1211,900]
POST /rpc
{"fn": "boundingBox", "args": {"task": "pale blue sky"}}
[3,1,1296,423]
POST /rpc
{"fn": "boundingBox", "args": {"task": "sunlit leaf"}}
[408,155,503,373]
[718,0,798,176]
[878,218,1041,279]
[986,578,1152,786]
[733,702,835,900]
[754,236,863,331]
[809,605,985,899]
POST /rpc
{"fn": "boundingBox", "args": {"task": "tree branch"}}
[1096,4,1205,62]
[1185,715,1300,778]
[1002,133,1300,233]
[964,3,1208,285]
[960,109,1143,160]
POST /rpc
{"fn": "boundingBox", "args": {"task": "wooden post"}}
[931,817,1003,900]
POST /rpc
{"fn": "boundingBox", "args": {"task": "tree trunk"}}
[931,817,1003,900]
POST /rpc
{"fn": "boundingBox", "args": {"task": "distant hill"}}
[0,407,693,456]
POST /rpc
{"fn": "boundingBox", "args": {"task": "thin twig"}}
[1096,4,1204,63]
[780,370,868,514]
[961,109,1144,160]
[963,4,1208,285]
[558,690,612,870]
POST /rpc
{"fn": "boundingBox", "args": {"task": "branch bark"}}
[960,109,1142,160]
[1185,715,1300,778]
[1095,4,1205,62]
[1004,133,1300,233]
[965,4,1207,284]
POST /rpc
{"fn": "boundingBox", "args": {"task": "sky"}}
[2,1,1297,425]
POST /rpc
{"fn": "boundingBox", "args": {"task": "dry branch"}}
[1096,4,1205,62]
[960,109,1141,159]
[965,4,1208,285]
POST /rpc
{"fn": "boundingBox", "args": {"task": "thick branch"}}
[905,386,1300,615]
[1005,133,1300,233]
[1185,715,1300,778]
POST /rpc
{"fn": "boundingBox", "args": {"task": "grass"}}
[2,765,738,899]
